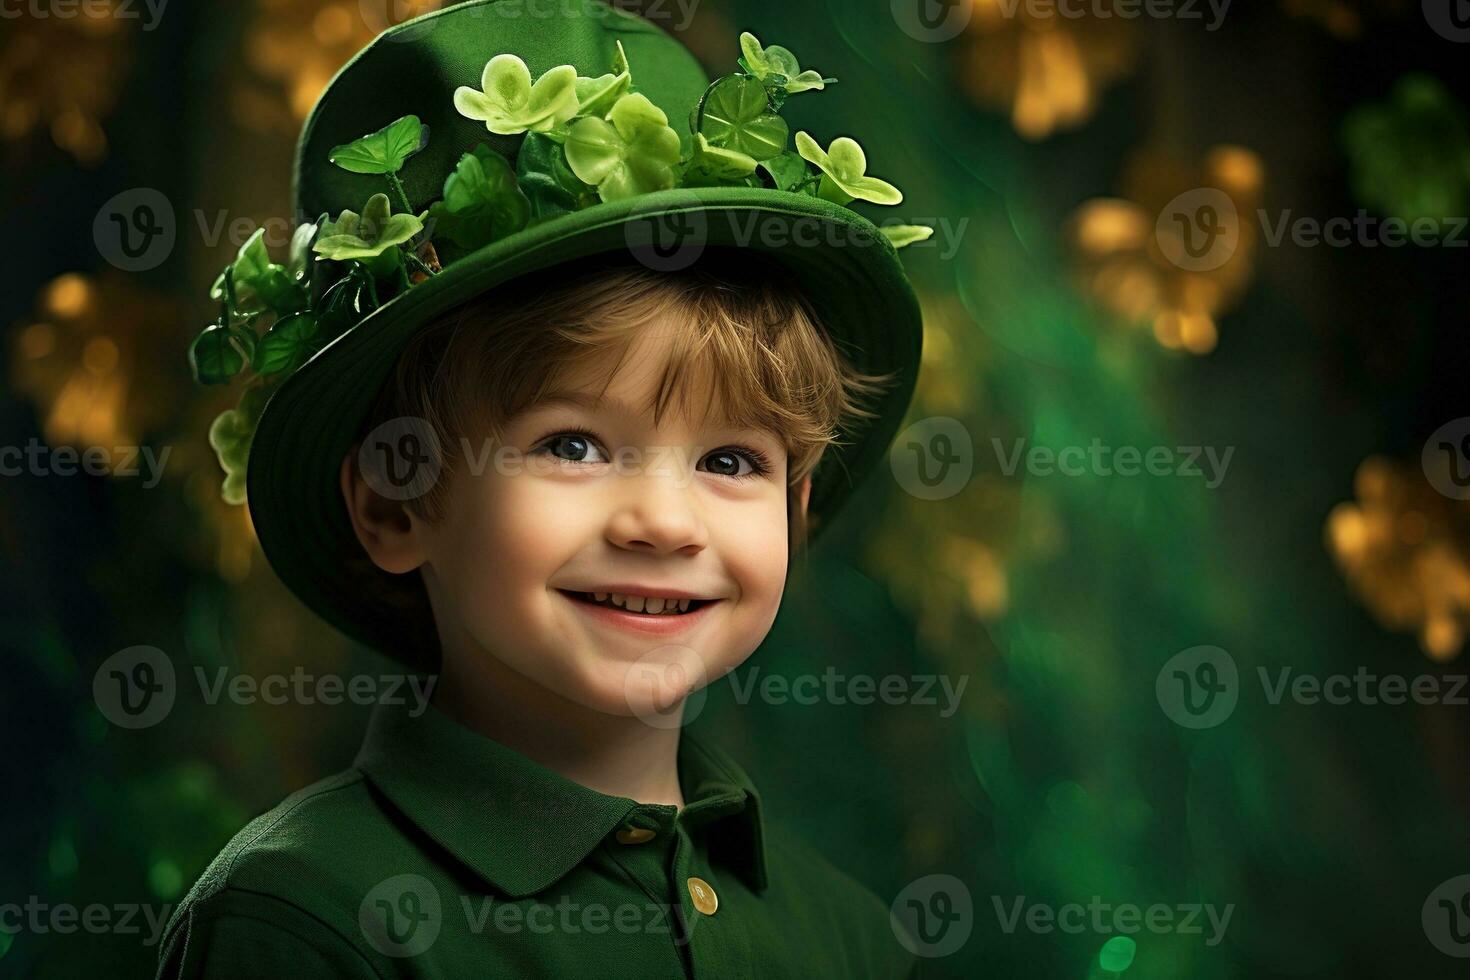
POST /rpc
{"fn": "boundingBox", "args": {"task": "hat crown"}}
[293,0,708,222]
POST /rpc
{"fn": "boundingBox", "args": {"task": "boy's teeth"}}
[586,592,699,615]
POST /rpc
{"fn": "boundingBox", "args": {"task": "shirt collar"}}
[354,699,769,898]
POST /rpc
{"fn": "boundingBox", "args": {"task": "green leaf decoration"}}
[327,115,427,175]
[682,133,758,188]
[697,75,788,161]
[253,311,320,376]
[880,224,934,249]
[208,382,275,505]
[738,32,834,95]
[758,150,815,193]
[314,193,423,274]
[286,220,318,283]
[794,131,903,206]
[315,267,381,341]
[189,322,247,385]
[575,41,633,119]
[565,92,682,203]
[209,229,307,318]
[517,131,599,221]
[454,54,579,136]
[425,145,532,251]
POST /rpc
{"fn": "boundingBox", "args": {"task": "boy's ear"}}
[340,452,428,574]
[796,474,813,520]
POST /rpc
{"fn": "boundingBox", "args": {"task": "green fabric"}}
[155,701,918,978]
[242,0,924,666]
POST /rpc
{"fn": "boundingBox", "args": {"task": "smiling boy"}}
[164,2,925,977]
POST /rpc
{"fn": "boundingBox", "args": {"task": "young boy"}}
[166,2,925,976]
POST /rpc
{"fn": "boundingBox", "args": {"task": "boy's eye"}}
[698,448,768,479]
[538,432,607,464]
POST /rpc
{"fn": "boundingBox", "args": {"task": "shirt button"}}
[687,876,718,915]
[615,828,656,845]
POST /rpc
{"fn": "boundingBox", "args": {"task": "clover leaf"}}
[285,219,319,284]
[313,193,423,276]
[424,145,531,252]
[565,93,682,202]
[209,228,306,318]
[455,54,579,136]
[880,224,934,249]
[189,321,249,385]
[575,40,633,119]
[681,133,759,188]
[208,382,275,505]
[697,75,788,161]
[328,115,428,176]
[738,32,834,95]
[253,311,320,376]
[758,150,816,194]
[517,131,599,221]
[794,131,902,206]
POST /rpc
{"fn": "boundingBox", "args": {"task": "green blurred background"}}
[4,0,1470,976]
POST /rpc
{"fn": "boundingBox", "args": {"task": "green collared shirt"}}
[157,700,916,978]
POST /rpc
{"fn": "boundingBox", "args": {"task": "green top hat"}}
[190,0,927,664]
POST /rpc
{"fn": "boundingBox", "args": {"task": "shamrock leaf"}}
[455,54,579,136]
[189,321,250,385]
[314,193,423,276]
[328,115,428,175]
[681,133,758,188]
[794,131,902,206]
[425,145,532,252]
[565,93,682,202]
[210,229,306,318]
[208,382,275,505]
[758,150,815,194]
[517,131,599,221]
[738,32,834,95]
[880,224,934,249]
[575,40,632,119]
[697,75,788,161]
[253,311,320,376]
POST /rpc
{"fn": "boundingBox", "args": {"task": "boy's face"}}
[349,316,810,723]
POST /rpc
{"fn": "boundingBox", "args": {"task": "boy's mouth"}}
[556,590,716,616]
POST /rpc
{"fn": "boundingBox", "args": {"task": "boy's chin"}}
[557,650,728,727]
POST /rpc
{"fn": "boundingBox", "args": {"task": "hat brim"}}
[246,186,922,662]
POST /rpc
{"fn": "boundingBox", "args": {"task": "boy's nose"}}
[604,472,708,555]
